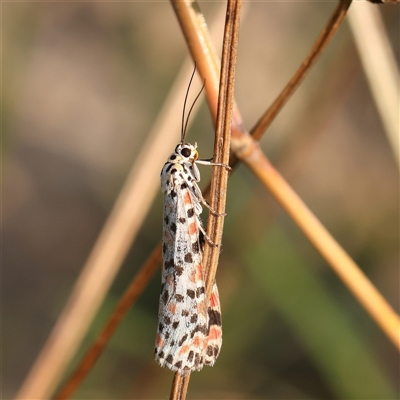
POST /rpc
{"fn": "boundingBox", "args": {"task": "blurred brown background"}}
[3,2,399,399]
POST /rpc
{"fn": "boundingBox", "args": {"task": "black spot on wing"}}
[165,259,174,270]
[187,351,194,362]
[175,265,184,276]
[208,308,222,327]
[179,217,186,224]
[196,287,205,298]
[192,241,200,254]
[190,314,198,324]
[190,324,208,338]
[172,321,179,329]
[206,345,214,357]
[170,222,177,234]
[178,334,188,347]
[194,352,201,366]
[184,253,193,263]
[187,289,195,299]
[187,208,194,218]
[175,294,184,302]
[162,289,169,305]
[166,355,173,364]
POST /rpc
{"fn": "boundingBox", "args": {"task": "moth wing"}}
[204,282,222,365]
[155,185,208,373]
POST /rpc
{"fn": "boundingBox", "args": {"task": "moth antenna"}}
[181,61,206,144]
[181,62,197,143]
[183,78,206,143]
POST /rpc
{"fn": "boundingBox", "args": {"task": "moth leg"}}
[188,179,227,217]
[202,198,227,218]
[198,222,218,247]
[196,159,232,172]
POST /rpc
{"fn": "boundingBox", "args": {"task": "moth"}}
[154,66,226,375]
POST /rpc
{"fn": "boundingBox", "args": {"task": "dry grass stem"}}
[347,2,399,168]
[203,0,241,296]
[250,0,352,141]
[54,246,162,400]
[170,374,190,400]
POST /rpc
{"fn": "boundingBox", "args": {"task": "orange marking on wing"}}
[195,263,203,281]
[189,222,197,235]
[189,268,196,282]
[168,302,177,314]
[209,292,219,308]
[178,344,190,355]
[197,301,207,316]
[156,334,164,348]
[208,326,222,340]
[183,191,192,205]
[192,335,205,348]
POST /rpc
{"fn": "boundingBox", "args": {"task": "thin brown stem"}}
[203,0,241,295]
[169,374,190,400]
[250,0,352,141]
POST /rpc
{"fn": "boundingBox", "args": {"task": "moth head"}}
[175,142,198,162]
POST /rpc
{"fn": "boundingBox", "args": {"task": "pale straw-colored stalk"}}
[347,2,399,168]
